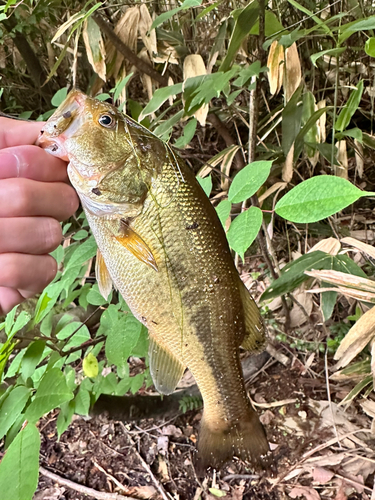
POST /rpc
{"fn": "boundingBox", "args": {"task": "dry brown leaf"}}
[267,40,284,95]
[129,485,157,499]
[336,140,348,179]
[168,76,175,106]
[309,237,340,255]
[313,467,335,484]
[354,138,364,178]
[305,269,375,294]
[153,41,179,64]
[282,143,294,182]
[349,229,375,242]
[107,7,140,79]
[284,42,301,102]
[258,181,287,205]
[334,306,375,368]
[138,4,157,59]
[82,18,106,81]
[290,285,314,327]
[183,54,208,126]
[341,237,375,260]
[161,424,183,438]
[289,485,321,500]
[317,99,326,142]
[157,456,169,482]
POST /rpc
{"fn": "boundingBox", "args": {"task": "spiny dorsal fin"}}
[95,248,113,300]
[149,337,186,395]
[239,281,266,352]
[115,219,158,271]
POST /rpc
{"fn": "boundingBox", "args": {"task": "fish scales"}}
[37,90,270,469]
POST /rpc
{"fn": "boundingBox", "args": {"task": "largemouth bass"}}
[37,90,269,468]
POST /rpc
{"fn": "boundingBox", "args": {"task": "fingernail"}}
[0,153,20,178]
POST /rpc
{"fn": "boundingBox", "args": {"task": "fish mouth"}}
[36,90,88,161]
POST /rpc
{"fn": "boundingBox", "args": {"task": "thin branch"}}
[92,12,168,87]
[39,466,137,500]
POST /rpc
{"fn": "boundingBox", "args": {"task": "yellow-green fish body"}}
[37,90,269,468]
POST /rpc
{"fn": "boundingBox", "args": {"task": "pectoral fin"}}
[115,220,158,271]
[149,337,186,395]
[239,281,266,352]
[95,249,113,300]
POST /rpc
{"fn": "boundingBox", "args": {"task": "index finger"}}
[0,117,44,148]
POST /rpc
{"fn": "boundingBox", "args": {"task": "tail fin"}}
[197,409,270,470]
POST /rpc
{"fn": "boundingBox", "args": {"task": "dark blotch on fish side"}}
[92,188,102,196]
[186,222,199,230]
[63,110,72,119]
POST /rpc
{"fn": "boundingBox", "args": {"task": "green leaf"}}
[21,340,46,380]
[25,367,73,423]
[310,47,346,67]
[75,388,91,416]
[83,353,99,378]
[56,399,75,438]
[365,37,375,57]
[335,80,364,132]
[105,315,143,374]
[113,72,134,103]
[232,61,266,87]
[5,305,18,336]
[174,118,197,148]
[216,200,231,227]
[66,236,97,269]
[197,174,212,197]
[87,283,111,306]
[0,423,40,500]
[339,16,375,45]
[261,251,332,301]
[10,311,31,337]
[150,0,203,30]
[139,84,183,119]
[286,0,332,35]
[321,290,337,322]
[275,176,370,223]
[227,207,263,261]
[220,2,259,72]
[72,229,88,241]
[153,109,184,139]
[0,386,30,440]
[51,87,68,107]
[282,85,303,155]
[228,161,272,203]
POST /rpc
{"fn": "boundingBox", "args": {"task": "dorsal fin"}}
[239,281,266,352]
[95,248,113,300]
[115,219,158,271]
[148,337,186,395]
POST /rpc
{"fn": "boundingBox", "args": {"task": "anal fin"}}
[149,337,185,395]
[95,249,113,300]
[239,281,266,352]
[115,219,158,271]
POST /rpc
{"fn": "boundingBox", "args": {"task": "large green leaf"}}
[228,161,273,203]
[150,0,203,30]
[335,80,364,132]
[0,423,40,500]
[25,367,73,423]
[105,314,143,376]
[275,176,372,223]
[227,207,263,261]
[215,200,232,227]
[338,16,375,45]
[0,386,30,440]
[21,340,46,381]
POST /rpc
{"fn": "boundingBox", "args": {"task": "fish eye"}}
[99,114,115,128]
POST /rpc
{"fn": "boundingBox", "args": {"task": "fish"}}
[37,89,270,469]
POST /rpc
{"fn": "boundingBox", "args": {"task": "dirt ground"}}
[35,350,375,500]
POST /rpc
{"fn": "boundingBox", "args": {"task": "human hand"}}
[0,118,79,316]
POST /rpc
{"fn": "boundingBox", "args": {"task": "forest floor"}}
[35,347,375,500]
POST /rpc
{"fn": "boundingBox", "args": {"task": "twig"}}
[223,474,260,481]
[266,344,290,366]
[39,466,136,500]
[93,461,133,496]
[118,422,170,500]
[92,12,168,87]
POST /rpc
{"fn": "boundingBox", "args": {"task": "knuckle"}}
[10,179,33,215]
[0,254,22,287]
